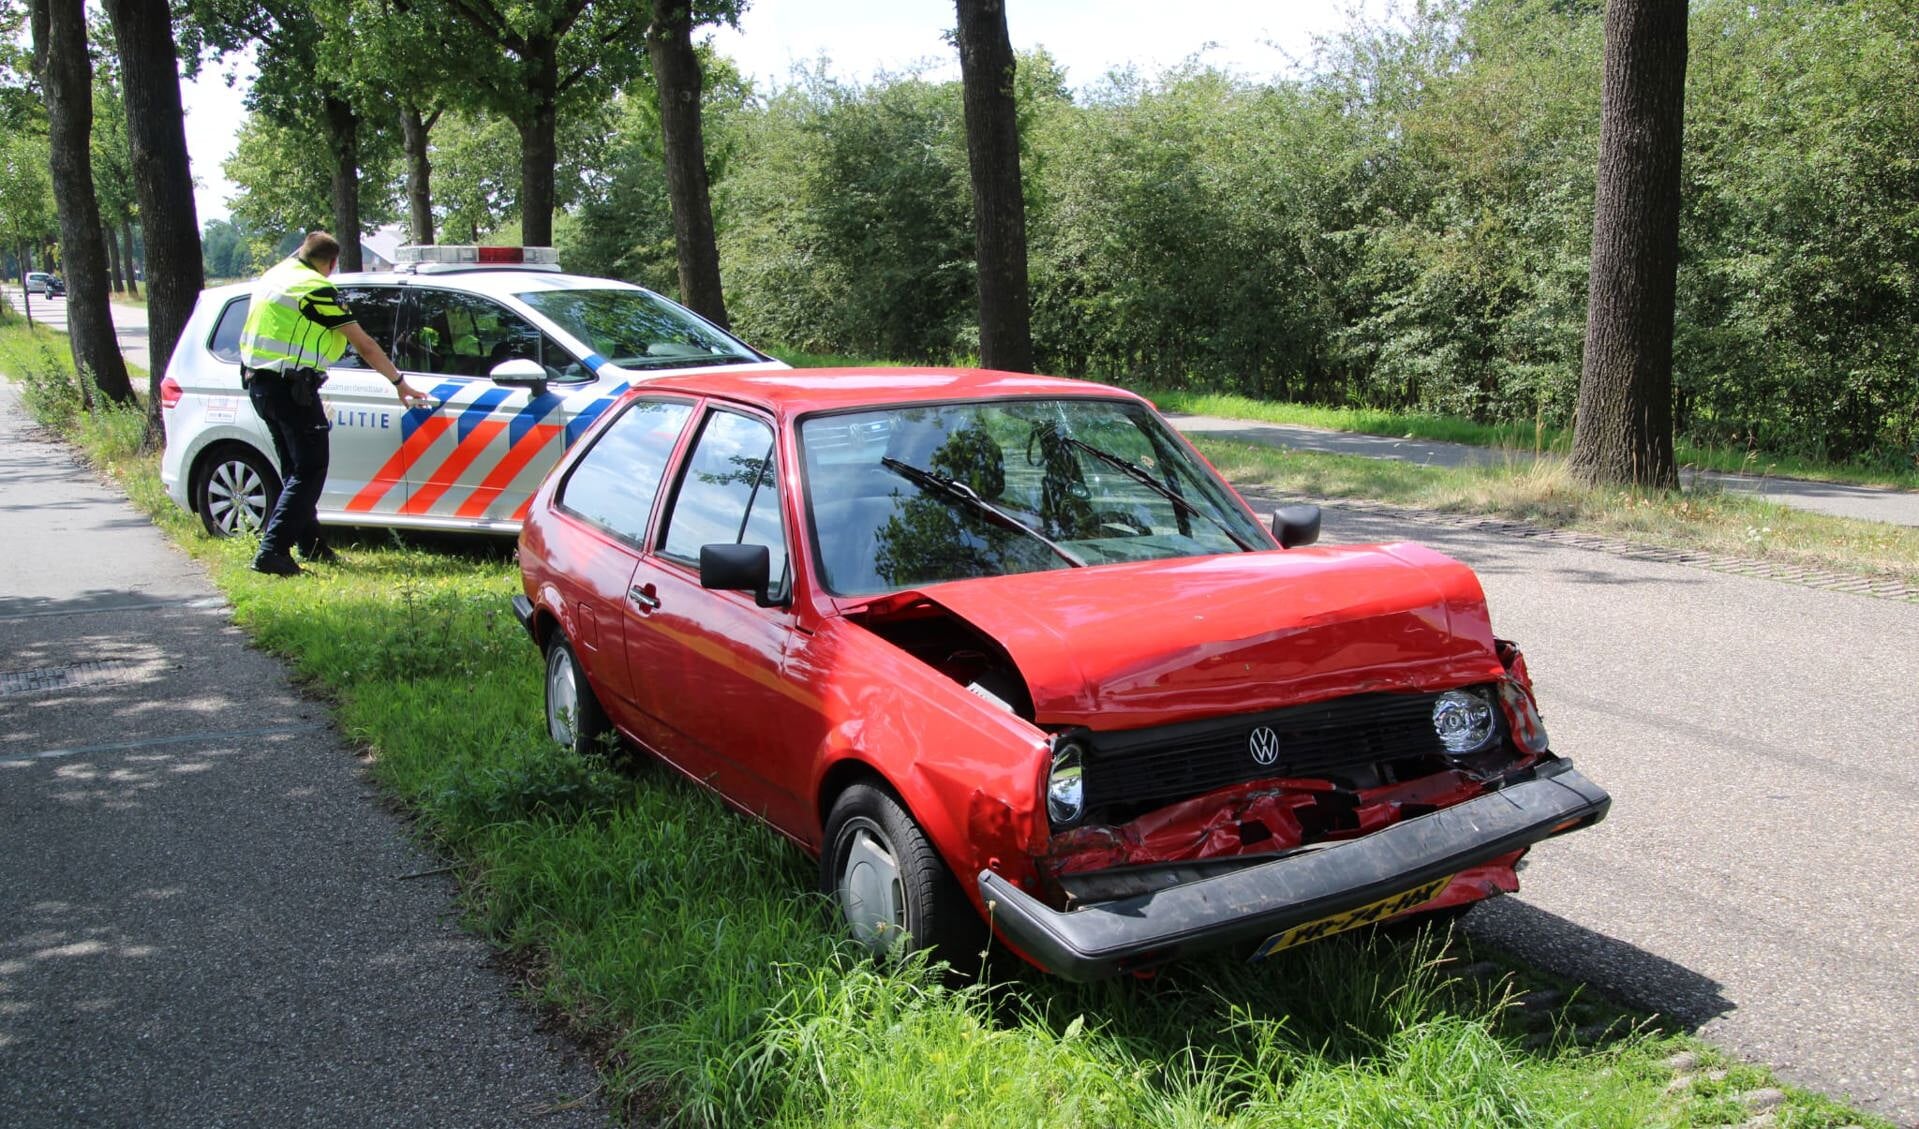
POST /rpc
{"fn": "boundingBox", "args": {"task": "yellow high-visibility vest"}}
[238,258,353,373]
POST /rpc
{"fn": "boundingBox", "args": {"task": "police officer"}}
[238,231,429,575]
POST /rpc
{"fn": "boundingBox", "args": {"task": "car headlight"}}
[1047,740,1085,826]
[1431,689,1498,755]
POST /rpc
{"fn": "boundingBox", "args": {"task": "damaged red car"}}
[512,368,1609,981]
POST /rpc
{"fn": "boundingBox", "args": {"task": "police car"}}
[159,246,785,538]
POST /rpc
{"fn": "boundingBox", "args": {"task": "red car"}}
[513,368,1609,980]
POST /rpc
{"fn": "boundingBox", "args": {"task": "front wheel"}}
[544,635,612,757]
[821,783,985,973]
[195,444,279,538]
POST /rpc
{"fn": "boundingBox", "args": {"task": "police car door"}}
[320,285,413,519]
[388,287,581,530]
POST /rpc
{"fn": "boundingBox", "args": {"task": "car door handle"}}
[628,583,661,611]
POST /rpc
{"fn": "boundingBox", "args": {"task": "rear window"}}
[208,297,250,364]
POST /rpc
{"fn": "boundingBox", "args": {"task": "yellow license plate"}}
[1252,875,1454,959]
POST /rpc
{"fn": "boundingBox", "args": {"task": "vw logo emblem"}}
[1248,725,1280,767]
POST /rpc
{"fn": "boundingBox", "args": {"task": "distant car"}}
[24,271,51,295]
[513,367,1611,980]
[43,276,64,298]
[157,245,785,538]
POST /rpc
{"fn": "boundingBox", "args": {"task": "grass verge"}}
[1196,438,1919,587]
[2,325,1894,1127]
[1146,388,1919,491]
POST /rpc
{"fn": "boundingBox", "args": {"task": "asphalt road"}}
[2,284,151,373]
[1258,490,1919,1125]
[0,382,609,1127]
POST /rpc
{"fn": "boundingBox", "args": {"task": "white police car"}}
[159,246,784,538]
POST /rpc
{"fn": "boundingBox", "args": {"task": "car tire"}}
[821,782,985,973]
[544,635,613,757]
[195,444,279,538]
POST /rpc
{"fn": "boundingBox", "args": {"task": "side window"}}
[399,289,543,378]
[661,411,786,586]
[555,398,694,543]
[331,286,402,369]
[208,296,250,363]
[543,334,592,383]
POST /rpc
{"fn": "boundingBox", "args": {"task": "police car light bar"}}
[393,245,562,271]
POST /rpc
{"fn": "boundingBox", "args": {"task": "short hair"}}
[297,231,341,267]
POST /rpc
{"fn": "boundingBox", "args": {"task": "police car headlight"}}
[1432,689,1498,755]
[1046,740,1085,827]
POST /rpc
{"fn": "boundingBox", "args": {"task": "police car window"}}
[515,289,758,370]
[331,286,401,369]
[401,289,545,379]
[556,398,694,544]
[661,411,785,586]
[208,297,250,364]
[542,334,592,383]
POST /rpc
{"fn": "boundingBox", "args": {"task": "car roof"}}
[327,268,644,299]
[632,367,1150,419]
[197,269,643,305]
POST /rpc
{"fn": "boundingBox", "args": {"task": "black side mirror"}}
[489,357,548,398]
[700,543,785,607]
[1271,504,1322,549]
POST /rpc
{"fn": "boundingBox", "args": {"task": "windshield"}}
[515,288,760,370]
[801,398,1270,596]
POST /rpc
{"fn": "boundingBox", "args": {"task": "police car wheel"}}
[195,444,279,539]
[544,636,612,756]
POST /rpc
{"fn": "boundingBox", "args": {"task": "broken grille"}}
[1083,690,1456,815]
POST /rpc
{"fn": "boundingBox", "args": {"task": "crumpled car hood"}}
[875,544,1506,729]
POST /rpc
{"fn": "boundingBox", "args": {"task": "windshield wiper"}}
[1054,433,1258,552]
[880,457,1085,567]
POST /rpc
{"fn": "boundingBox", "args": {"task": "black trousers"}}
[247,370,331,558]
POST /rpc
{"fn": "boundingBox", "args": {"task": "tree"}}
[183,0,393,271]
[431,0,669,246]
[0,134,57,304]
[953,0,1033,372]
[426,110,520,240]
[200,217,254,278]
[102,0,203,432]
[398,101,441,243]
[647,0,728,326]
[1568,0,1685,488]
[88,18,134,293]
[28,0,134,404]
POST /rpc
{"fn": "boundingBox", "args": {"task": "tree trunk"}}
[400,104,435,245]
[29,0,135,406]
[648,4,730,328]
[105,221,124,292]
[954,0,1033,373]
[516,37,560,247]
[1569,0,1686,489]
[103,0,200,437]
[321,94,363,271]
[120,219,139,298]
[18,242,34,326]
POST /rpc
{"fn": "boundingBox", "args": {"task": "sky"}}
[181,0,1359,225]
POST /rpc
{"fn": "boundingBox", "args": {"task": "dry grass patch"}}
[1197,438,1919,587]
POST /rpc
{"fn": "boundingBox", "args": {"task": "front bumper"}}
[979,760,1609,981]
